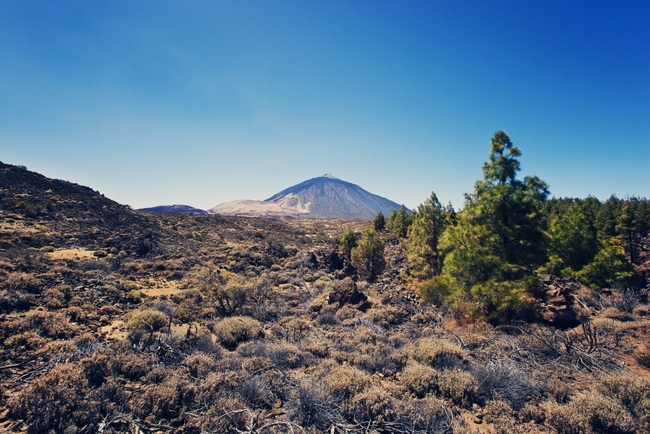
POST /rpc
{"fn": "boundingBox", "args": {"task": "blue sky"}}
[1,0,648,210]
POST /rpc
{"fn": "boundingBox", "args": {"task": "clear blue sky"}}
[1,0,649,210]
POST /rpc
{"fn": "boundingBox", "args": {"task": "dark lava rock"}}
[535,274,582,329]
[328,277,367,307]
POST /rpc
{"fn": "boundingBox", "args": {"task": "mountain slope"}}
[0,161,163,255]
[209,174,404,220]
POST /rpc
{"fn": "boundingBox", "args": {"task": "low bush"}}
[326,365,372,401]
[546,393,635,434]
[400,363,438,398]
[435,369,477,407]
[183,352,219,379]
[9,364,99,433]
[402,337,466,369]
[213,316,263,350]
[349,386,397,425]
[474,360,536,409]
[289,380,342,430]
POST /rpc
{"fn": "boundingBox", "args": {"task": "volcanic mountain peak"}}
[209,175,404,220]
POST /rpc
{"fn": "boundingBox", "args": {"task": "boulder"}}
[328,277,367,307]
[535,275,582,328]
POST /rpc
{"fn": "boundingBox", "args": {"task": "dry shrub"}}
[635,345,650,369]
[400,363,438,398]
[5,271,41,293]
[111,351,149,380]
[199,370,241,402]
[474,359,536,409]
[482,399,547,434]
[145,366,169,384]
[63,306,88,323]
[546,393,636,434]
[238,340,308,369]
[597,373,650,416]
[239,373,275,409]
[81,354,110,386]
[303,338,330,358]
[9,363,99,433]
[183,352,219,379]
[99,304,121,316]
[213,316,263,350]
[436,369,477,407]
[0,288,33,311]
[3,311,78,342]
[400,396,455,433]
[289,379,342,430]
[4,330,48,351]
[199,397,252,433]
[316,310,341,325]
[126,309,169,343]
[365,305,407,328]
[402,337,466,369]
[132,375,196,419]
[278,317,311,343]
[326,365,372,401]
[349,386,397,424]
[547,377,574,404]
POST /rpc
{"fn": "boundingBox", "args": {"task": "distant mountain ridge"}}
[209,174,404,220]
[139,204,207,215]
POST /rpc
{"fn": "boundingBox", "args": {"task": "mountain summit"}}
[209,174,403,220]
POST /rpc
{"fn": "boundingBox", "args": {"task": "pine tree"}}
[386,205,412,238]
[427,131,549,321]
[373,211,386,232]
[548,204,600,273]
[407,192,451,279]
[351,228,386,282]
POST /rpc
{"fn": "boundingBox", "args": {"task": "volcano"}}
[208,174,404,220]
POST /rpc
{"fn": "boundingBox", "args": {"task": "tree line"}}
[344,131,650,322]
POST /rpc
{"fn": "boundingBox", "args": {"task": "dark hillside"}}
[0,161,161,255]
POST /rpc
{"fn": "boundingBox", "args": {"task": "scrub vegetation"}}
[1,132,650,434]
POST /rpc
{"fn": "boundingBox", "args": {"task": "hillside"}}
[1,163,650,433]
[210,174,404,220]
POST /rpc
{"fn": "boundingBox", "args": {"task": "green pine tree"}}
[407,192,451,279]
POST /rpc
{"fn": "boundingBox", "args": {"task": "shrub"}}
[9,364,99,433]
[402,396,454,433]
[349,387,397,424]
[635,345,650,369]
[597,373,650,416]
[289,380,342,430]
[239,374,274,409]
[546,393,636,434]
[326,365,372,401]
[400,363,438,398]
[402,337,466,369]
[213,316,263,350]
[111,352,149,380]
[436,369,477,407]
[474,360,536,410]
[184,352,219,379]
[5,272,41,293]
[132,376,196,419]
[126,309,169,344]
[351,228,386,282]
[316,311,341,325]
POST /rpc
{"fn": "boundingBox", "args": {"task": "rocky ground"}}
[1,161,650,433]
